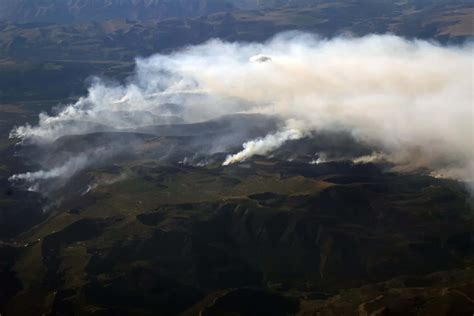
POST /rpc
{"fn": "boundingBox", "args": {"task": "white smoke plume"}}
[10,32,474,181]
[223,121,306,165]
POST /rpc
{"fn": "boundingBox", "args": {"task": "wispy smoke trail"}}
[9,154,89,191]
[10,32,474,183]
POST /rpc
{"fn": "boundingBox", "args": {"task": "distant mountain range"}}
[0,0,277,23]
[1,0,468,23]
[0,0,233,22]
[0,0,472,63]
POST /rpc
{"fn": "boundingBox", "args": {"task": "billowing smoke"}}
[223,120,306,165]
[10,32,474,186]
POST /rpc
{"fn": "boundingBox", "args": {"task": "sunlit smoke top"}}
[10,32,474,185]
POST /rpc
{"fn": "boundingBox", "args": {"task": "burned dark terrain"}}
[0,1,473,315]
[1,114,473,315]
[2,143,474,315]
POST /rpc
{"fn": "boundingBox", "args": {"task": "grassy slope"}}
[2,157,472,315]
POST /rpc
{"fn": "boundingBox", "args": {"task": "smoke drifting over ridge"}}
[10,32,474,185]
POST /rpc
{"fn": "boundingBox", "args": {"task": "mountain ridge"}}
[0,0,466,23]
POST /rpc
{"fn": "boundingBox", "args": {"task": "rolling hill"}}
[0,1,473,315]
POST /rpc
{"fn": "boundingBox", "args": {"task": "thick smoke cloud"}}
[10,32,474,184]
